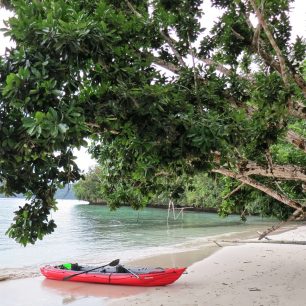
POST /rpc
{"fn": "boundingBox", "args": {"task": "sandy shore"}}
[108,224,306,306]
[1,223,306,306]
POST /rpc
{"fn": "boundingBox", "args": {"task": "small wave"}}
[108,221,124,227]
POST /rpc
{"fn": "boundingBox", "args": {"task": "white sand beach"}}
[1,224,306,306]
[108,224,306,306]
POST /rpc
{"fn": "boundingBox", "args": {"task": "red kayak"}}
[40,263,186,287]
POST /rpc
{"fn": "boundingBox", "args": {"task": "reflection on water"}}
[41,279,147,301]
[0,198,277,277]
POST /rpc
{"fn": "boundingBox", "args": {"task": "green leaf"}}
[52,90,62,96]
[35,112,45,121]
[22,117,35,128]
[58,123,69,134]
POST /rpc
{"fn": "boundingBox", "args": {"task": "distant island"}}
[0,184,76,200]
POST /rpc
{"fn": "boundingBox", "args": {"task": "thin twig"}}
[125,0,142,18]
[223,183,245,200]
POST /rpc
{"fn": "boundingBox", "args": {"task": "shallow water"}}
[0,198,276,278]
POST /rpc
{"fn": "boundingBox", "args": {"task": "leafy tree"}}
[73,167,105,203]
[0,0,305,245]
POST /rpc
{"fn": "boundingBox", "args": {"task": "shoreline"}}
[108,222,306,306]
[0,229,254,282]
[89,201,219,213]
[1,215,286,281]
[1,222,305,306]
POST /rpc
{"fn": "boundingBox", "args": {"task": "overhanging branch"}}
[212,168,304,211]
[237,161,306,182]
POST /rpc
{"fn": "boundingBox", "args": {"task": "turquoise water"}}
[0,198,276,278]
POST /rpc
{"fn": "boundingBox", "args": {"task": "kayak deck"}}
[40,264,186,287]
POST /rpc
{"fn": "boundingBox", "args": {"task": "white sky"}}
[0,1,305,171]
[73,146,97,172]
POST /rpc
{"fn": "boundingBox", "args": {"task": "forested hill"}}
[0,185,76,200]
[54,185,76,199]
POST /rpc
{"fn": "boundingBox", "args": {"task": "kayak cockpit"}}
[55,263,165,274]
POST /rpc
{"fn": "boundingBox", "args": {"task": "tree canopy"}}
[0,0,305,245]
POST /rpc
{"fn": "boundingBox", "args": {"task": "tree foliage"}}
[0,0,305,245]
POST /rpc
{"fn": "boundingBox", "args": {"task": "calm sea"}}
[0,198,276,278]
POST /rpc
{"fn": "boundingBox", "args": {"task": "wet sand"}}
[0,275,153,306]
[0,244,221,306]
[1,224,306,306]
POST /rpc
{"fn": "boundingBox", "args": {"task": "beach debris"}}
[248,287,261,292]
[213,240,223,247]
[0,276,10,281]
[256,231,271,240]
[258,208,305,240]
[220,240,306,246]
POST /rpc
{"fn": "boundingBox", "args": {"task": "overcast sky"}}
[0,1,305,171]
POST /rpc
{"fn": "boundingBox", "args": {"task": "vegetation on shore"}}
[0,0,305,245]
[74,165,294,220]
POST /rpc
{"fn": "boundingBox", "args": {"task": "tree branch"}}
[198,57,232,76]
[292,73,306,96]
[152,57,180,74]
[223,183,245,200]
[252,23,261,50]
[124,0,142,18]
[249,0,289,85]
[212,168,304,211]
[286,130,306,154]
[159,30,186,67]
[153,25,234,76]
[288,100,306,120]
[237,161,306,182]
[258,208,305,240]
[244,8,306,96]
[124,0,186,68]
